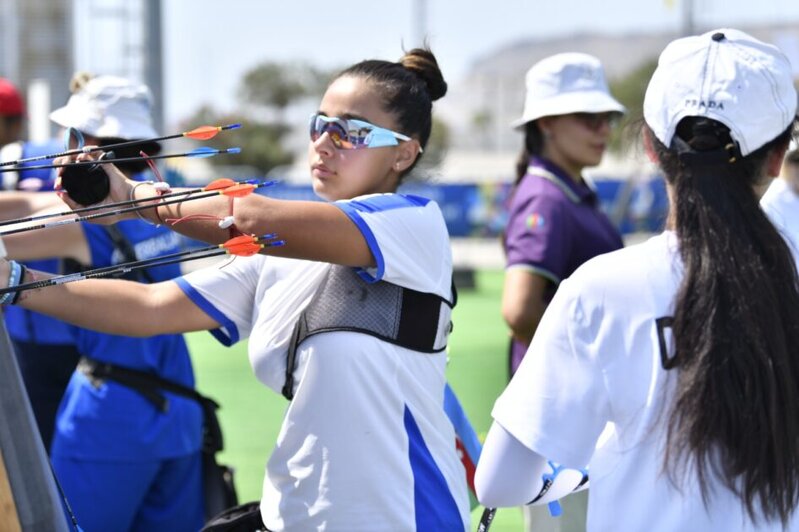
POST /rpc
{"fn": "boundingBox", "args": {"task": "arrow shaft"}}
[0,190,218,236]
[0,178,268,228]
[0,124,241,168]
[0,149,236,173]
[0,181,275,237]
[0,235,282,296]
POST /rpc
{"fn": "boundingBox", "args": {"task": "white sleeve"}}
[335,193,452,300]
[476,422,589,508]
[476,421,549,507]
[175,254,265,346]
[492,276,610,468]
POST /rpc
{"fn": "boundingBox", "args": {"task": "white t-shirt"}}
[178,193,469,531]
[493,232,799,532]
[761,177,799,264]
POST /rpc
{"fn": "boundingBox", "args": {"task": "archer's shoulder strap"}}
[282,265,456,400]
[104,225,156,283]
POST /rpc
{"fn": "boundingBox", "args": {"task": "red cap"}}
[0,78,25,117]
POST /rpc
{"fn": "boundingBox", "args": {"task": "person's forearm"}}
[0,191,63,221]
[502,269,549,346]
[476,422,590,508]
[14,270,177,336]
[132,183,374,267]
[475,422,548,507]
[503,303,545,346]
[64,162,373,267]
[3,214,89,263]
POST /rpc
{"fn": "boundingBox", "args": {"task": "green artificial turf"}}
[188,269,525,530]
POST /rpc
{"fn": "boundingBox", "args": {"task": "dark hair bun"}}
[399,48,448,102]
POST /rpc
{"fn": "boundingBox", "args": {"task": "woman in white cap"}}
[476,29,799,531]
[502,52,625,531]
[0,73,206,531]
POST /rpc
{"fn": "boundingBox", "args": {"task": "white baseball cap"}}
[511,52,626,129]
[49,75,158,139]
[644,28,798,157]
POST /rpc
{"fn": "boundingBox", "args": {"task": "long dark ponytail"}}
[652,117,799,525]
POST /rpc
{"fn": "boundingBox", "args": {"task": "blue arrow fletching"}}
[187,147,220,158]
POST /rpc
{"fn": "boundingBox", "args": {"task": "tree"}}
[238,62,330,122]
[181,62,332,176]
[413,116,450,175]
[608,58,659,154]
[179,105,293,177]
[471,109,493,149]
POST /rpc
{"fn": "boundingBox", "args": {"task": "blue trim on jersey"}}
[333,193,431,283]
[174,278,239,346]
[343,193,431,213]
[334,202,385,283]
[404,405,464,531]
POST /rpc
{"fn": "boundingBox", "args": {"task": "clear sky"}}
[80,0,799,128]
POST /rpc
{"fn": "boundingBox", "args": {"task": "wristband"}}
[130,180,170,226]
[0,260,23,306]
[0,235,6,259]
[9,264,26,305]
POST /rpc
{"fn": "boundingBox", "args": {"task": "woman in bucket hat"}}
[501,52,625,531]
[477,29,799,531]
[503,52,624,376]
[0,73,205,531]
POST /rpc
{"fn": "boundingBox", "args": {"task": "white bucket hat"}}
[49,75,158,139]
[511,52,626,129]
[644,28,798,157]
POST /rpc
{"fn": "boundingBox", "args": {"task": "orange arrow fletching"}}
[185,125,222,141]
[221,234,258,249]
[226,242,264,256]
[220,234,268,256]
[220,184,257,198]
[204,178,237,191]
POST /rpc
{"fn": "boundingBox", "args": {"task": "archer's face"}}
[307,75,407,201]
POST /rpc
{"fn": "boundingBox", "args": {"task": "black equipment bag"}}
[76,357,238,520]
[200,500,267,532]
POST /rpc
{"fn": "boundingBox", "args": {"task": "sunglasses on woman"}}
[572,112,620,131]
[309,113,421,152]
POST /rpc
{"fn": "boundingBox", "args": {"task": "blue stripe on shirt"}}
[404,404,464,531]
[334,194,431,283]
[174,277,239,346]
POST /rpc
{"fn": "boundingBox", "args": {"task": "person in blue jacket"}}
[0,138,80,450]
[0,74,204,532]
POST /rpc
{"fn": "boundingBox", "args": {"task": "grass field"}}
[188,269,525,531]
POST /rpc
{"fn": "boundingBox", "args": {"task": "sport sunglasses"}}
[309,113,422,152]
